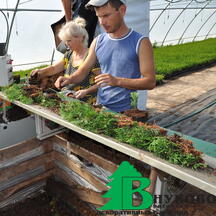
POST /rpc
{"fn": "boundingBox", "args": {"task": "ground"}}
[147,63,216,144]
[0,192,77,216]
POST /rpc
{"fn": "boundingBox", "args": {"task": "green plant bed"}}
[13,65,48,78]
[154,38,216,81]
[2,83,208,170]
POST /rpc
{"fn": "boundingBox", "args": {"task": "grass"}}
[13,65,47,78]
[154,38,216,82]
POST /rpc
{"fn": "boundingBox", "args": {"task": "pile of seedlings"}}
[1,83,207,170]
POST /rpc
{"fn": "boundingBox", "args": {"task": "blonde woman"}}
[31,17,100,104]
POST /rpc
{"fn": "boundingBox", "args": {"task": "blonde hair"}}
[58,17,89,48]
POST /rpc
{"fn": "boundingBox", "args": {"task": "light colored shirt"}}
[95,30,145,112]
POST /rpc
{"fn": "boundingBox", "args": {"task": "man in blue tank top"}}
[55,0,155,112]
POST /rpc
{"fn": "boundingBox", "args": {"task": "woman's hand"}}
[30,69,42,80]
[55,76,69,89]
[75,89,88,99]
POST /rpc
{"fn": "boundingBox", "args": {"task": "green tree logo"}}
[99,161,153,210]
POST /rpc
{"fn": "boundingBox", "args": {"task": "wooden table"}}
[0,92,216,196]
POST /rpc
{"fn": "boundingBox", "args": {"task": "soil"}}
[0,104,29,123]
[122,108,148,122]
[162,184,216,216]
[0,192,77,216]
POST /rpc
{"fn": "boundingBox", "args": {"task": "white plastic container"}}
[0,54,13,87]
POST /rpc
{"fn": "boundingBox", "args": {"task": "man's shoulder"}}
[131,29,148,38]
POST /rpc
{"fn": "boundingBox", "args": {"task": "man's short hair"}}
[108,0,124,10]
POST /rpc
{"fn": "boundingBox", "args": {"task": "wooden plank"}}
[69,142,118,173]
[0,152,54,182]
[1,92,216,196]
[55,167,108,206]
[52,135,118,173]
[54,151,108,192]
[0,169,54,202]
[46,177,99,216]
[146,167,158,195]
[54,133,150,178]
[0,138,53,162]
[0,138,41,162]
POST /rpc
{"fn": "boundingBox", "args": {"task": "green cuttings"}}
[147,137,205,169]
[3,84,59,108]
[34,95,59,108]
[3,84,33,104]
[114,125,160,149]
[60,100,205,170]
[2,84,206,170]
[60,101,118,136]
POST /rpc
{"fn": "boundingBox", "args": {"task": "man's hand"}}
[94,74,119,87]
[75,89,88,99]
[55,76,69,89]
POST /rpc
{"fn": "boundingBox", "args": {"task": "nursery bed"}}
[0,91,215,197]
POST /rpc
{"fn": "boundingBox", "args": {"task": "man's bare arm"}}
[62,0,73,22]
[94,38,156,90]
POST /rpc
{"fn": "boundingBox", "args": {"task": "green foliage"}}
[148,137,178,160]
[60,101,118,136]
[13,65,48,78]
[2,83,206,170]
[154,38,216,82]
[155,74,164,84]
[148,137,206,169]
[130,92,138,108]
[3,84,33,104]
[114,125,160,149]
[35,95,59,108]
[59,99,205,169]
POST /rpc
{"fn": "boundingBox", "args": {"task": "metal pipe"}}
[192,9,216,42]
[177,1,211,44]
[150,7,216,11]
[0,8,61,12]
[5,0,21,54]
[0,10,9,43]
[205,20,216,39]
[150,1,172,33]
[161,0,194,46]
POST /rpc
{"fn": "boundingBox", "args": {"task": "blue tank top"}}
[95,29,145,112]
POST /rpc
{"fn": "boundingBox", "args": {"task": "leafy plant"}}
[131,92,138,108]
[3,84,33,104]
[35,95,59,108]
[2,84,206,170]
[60,101,118,136]
[114,125,158,149]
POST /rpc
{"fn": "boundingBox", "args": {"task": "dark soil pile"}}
[0,105,29,123]
[163,185,216,216]
[0,192,80,216]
